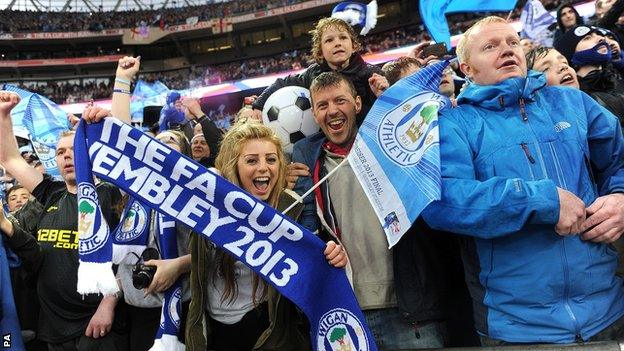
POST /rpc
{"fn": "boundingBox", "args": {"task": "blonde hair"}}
[59,130,76,138]
[213,120,287,303]
[310,17,362,64]
[456,16,508,63]
[155,130,191,157]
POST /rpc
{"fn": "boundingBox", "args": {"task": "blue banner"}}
[347,61,450,247]
[2,84,70,178]
[76,118,377,351]
[419,0,518,47]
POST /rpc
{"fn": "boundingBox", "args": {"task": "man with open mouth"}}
[423,16,624,346]
[555,25,624,122]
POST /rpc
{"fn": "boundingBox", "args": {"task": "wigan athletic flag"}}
[347,61,451,247]
[74,118,377,351]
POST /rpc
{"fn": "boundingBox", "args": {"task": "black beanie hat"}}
[554,25,599,64]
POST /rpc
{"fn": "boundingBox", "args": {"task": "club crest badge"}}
[168,287,182,328]
[377,91,445,167]
[116,201,148,242]
[78,183,109,255]
[317,309,370,351]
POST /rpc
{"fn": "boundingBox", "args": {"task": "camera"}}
[132,247,160,289]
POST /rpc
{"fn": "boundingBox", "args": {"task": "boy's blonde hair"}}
[310,17,361,64]
[456,16,508,63]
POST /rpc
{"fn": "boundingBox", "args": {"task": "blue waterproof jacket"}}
[422,71,624,343]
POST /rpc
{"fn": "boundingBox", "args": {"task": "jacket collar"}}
[456,70,547,111]
[578,68,616,92]
[319,53,364,74]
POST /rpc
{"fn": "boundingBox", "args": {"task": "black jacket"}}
[253,53,382,126]
[579,68,624,123]
[594,0,624,45]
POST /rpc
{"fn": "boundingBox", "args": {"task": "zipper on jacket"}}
[412,322,421,339]
[520,143,536,164]
[560,239,583,341]
[519,98,528,122]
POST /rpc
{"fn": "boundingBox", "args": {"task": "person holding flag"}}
[422,16,624,344]
[520,0,556,47]
[292,72,449,349]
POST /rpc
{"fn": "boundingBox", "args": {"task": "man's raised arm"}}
[0,91,43,193]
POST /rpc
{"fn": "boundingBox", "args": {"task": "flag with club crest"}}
[2,84,70,178]
[347,60,451,247]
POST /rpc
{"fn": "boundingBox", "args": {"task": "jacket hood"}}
[456,70,547,110]
[557,4,584,31]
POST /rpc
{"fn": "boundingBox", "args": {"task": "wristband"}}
[196,114,207,123]
[115,77,132,86]
[113,88,131,95]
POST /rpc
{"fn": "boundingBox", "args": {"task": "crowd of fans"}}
[0,0,303,33]
[5,0,588,106]
[6,24,457,104]
[17,80,112,104]
[4,0,624,348]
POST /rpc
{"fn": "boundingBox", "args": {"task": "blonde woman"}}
[186,121,346,351]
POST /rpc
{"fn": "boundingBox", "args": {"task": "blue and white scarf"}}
[74,118,378,351]
[112,198,151,265]
[114,199,185,350]
[150,213,184,351]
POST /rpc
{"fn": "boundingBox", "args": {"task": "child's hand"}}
[324,240,348,268]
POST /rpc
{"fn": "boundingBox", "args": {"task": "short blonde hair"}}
[310,17,361,64]
[59,130,76,138]
[456,16,508,63]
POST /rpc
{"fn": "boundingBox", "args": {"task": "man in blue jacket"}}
[423,16,624,344]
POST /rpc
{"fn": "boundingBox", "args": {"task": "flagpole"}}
[505,9,514,22]
[282,157,349,215]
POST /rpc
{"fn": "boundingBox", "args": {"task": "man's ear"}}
[355,96,362,114]
[460,61,472,81]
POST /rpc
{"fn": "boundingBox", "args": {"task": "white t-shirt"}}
[206,259,266,325]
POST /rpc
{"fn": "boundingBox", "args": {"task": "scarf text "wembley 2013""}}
[74,118,377,351]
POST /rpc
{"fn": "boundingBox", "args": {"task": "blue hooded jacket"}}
[422,71,624,343]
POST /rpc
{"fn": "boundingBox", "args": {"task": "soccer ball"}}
[262,86,319,154]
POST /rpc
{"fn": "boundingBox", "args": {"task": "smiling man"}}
[422,16,624,345]
[292,72,450,350]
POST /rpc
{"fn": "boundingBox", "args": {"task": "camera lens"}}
[132,264,156,290]
[133,270,152,289]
